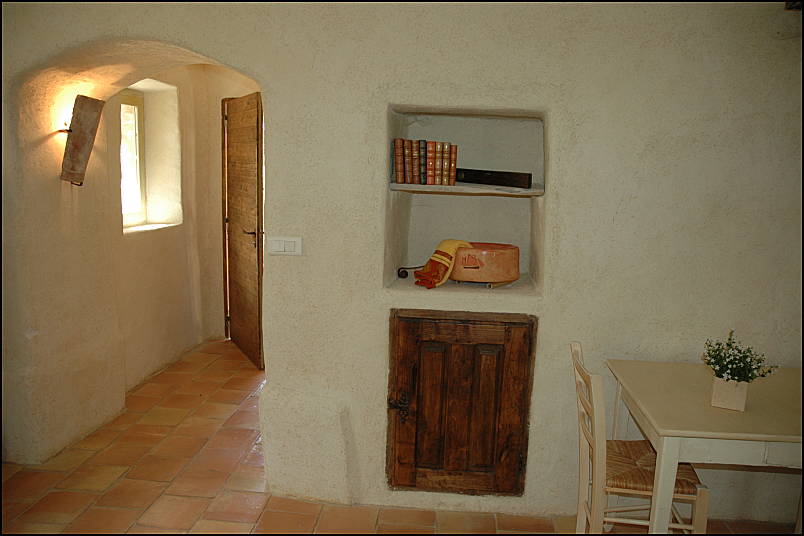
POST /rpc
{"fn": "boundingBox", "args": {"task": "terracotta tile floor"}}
[1,340,797,534]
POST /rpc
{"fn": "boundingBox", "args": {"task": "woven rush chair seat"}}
[606,439,701,495]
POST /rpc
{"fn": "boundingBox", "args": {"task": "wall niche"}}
[383,105,546,295]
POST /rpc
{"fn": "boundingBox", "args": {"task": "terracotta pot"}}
[710,376,748,412]
[450,242,519,284]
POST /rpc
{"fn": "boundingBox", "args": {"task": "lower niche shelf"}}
[388,272,539,295]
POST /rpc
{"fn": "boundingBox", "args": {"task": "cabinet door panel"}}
[443,344,474,471]
[421,321,506,344]
[416,342,447,469]
[468,345,502,470]
[494,325,531,493]
[388,317,420,487]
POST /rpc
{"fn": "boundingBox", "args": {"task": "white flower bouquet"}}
[702,330,775,383]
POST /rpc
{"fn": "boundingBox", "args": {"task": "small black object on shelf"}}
[456,168,532,189]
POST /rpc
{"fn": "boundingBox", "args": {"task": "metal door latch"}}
[387,393,410,423]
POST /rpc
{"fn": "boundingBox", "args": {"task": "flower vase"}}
[711,376,748,411]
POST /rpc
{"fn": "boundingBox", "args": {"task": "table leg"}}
[649,437,680,533]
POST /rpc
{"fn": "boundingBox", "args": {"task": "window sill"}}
[123,222,181,235]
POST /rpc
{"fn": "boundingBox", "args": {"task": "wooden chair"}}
[570,342,710,534]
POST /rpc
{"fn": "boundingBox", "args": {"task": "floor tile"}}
[496,513,554,532]
[126,425,175,436]
[127,524,189,534]
[103,412,143,431]
[3,470,67,501]
[2,463,24,483]
[131,383,178,399]
[378,508,436,527]
[1,520,68,533]
[150,436,207,459]
[264,496,322,516]
[222,376,265,392]
[64,506,142,533]
[209,389,250,405]
[435,511,495,533]
[176,381,223,397]
[224,465,267,493]
[241,443,265,467]
[166,361,212,374]
[187,448,243,474]
[3,500,32,525]
[206,429,258,451]
[16,491,97,525]
[706,519,732,533]
[181,352,222,366]
[175,417,224,438]
[222,410,260,430]
[254,510,318,534]
[30,449,95,471]
[138,494,211,530]
[189,519,254,533]
[239,396,259,412]
[207,360,247,372]
[196,341,235,354]
[86,444,151,466]
[149,372,196,386]
[125,395,162,413]
[203,490,269,523]
[126,456,188,482]
[377,524,434,534]
[193,403,239,420]
[316,505,378,534]
[195,370,236,384]
[55,465,127,492]
[73,430,121,451]
[158,393,208,410]
[138,407,191,426]
[726,519,796,534]
[113,429,167,448]
[96,479,168,509]
[166,468,230,498]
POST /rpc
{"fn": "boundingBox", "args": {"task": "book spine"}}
[434,142,443,185]
[425,141,436,185]
[411,139,420,185]
[403,139,413,184]
[449,144,457,186]
[441,142,451,186]
[393,139,404,184]
[418,140,427,184]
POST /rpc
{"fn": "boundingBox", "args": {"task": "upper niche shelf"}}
[387,107,545,198]
[390,181,544,198]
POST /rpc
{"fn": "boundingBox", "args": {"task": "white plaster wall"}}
[3,2,801,522]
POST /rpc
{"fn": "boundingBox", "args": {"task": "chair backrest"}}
[570,342,607,532]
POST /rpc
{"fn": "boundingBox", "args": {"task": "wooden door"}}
[387,309,537,495]
[222,92,263,369]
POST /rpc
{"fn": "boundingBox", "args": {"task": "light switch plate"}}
[266,236,302,256]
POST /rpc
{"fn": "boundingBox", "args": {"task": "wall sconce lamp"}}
[60,95,105,186]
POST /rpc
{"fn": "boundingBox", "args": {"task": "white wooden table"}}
[606,360,802,533]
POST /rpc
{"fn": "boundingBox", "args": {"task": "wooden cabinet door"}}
[387,309,537,496]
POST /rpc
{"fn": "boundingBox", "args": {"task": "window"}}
[116,79,182,233]
[119,91,146,227]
